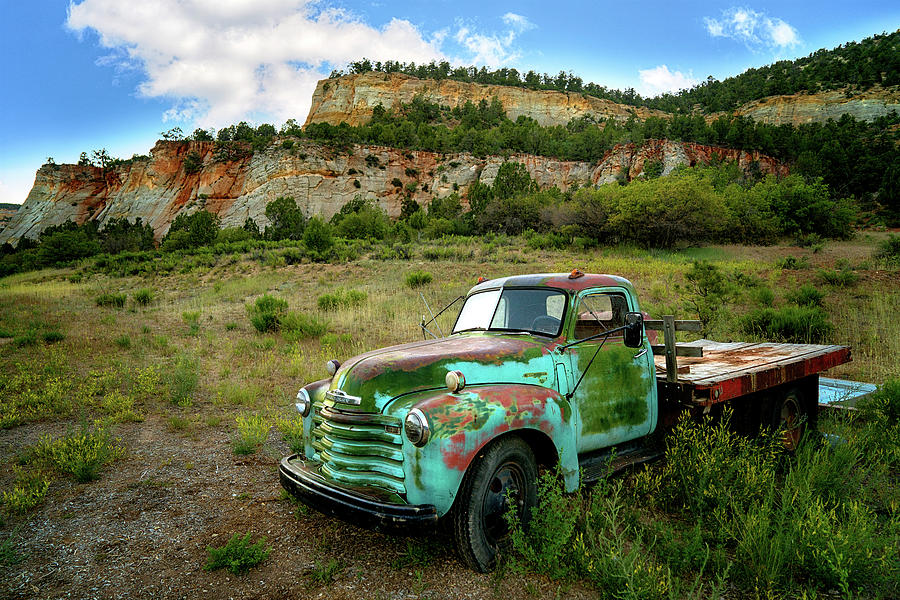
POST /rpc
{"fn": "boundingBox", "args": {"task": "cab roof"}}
[468,273,635,295]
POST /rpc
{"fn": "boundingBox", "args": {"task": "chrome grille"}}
[311,398,405,495]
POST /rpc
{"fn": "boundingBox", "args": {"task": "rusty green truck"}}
[279,272,850,571]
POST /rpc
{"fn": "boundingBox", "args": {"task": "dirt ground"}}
[0,414,588,600]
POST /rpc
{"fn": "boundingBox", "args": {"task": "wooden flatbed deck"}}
[654,340,851,406]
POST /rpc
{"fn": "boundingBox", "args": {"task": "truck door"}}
[566,289,656,453]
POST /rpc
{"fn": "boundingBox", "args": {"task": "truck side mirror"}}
[624,312,643,348]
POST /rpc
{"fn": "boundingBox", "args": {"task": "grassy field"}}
[1,233,898,598]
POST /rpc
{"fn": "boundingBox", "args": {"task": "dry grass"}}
[0,236,896,438]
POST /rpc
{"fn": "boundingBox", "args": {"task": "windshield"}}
[452,288,567,336]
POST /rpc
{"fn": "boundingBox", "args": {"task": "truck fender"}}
[391,383,578,516]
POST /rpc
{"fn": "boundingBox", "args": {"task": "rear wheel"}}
[771,388,808,451]
[451,436,537,572]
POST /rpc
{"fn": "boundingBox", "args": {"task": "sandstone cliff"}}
[0,204,18,233]
[0,139,786,245]
[307,73,900,129]
[304,72,669,128]
[732,86,900,126]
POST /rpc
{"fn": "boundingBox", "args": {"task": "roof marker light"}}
[569,269,584,279]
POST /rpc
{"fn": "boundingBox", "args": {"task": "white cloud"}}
[502,13,535,33]
[638,65,698,96]
[704,7,800,50]
[66,0,444,128]
[451,14,535,67]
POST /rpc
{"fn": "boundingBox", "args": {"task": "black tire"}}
[451,436,538,572]
[771,387,809,451]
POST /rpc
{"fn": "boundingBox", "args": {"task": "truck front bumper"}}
[279,454,439,531]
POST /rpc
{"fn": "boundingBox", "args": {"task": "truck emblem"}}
[326,389,362,406]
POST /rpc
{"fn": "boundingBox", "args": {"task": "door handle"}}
[633,348,648,360]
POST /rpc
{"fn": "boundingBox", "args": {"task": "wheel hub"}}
[481,460,525,544]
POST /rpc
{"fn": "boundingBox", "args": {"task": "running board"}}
[579,446,663,483]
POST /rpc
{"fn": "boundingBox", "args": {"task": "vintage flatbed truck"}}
[280,272,850,571]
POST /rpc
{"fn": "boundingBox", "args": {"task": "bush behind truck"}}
[279,271,850,571]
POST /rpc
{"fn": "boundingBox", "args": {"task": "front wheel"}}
[451,436,537,572]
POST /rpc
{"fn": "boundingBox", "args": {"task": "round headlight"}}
[404,408,430,447]
[295,387,311,417]
[446,370,466,393]
[326,359,341,376]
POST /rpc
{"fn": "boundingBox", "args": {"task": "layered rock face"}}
[0,204,18,233]
[0,139,786,244]
[304,72,669,128]
[732,86,900,125]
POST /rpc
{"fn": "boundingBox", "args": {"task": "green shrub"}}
[96,293,126,308]
[786,284,825,307]
[317,288,367,310]
[233,413,270,455]
[2,468,50,513]
[633,410,781,521]
[42,330,65,344]
[741,305,833,343]
[875,234,900,263]
[750,286,775,307]
[775,255,809,270]
[280,311,328,340]
[308,558,344,585]
[115,335,132,349]
[182,311,201,336]
[817,267,858,287]
[133,288,154,305]
[14,330,38,347]
[405,270,432,288]
[29,426,125,483]
[170,355,198,405]
[263,196,305,241]
[205,532,270,574]
[303,216,334,255]
[247,294,288,332]
[277,416,305,454]
[162,210,220,250]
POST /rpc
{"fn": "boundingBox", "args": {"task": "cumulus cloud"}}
[66,0,444,128]
[704,7,801,50]
[638,65,698,96]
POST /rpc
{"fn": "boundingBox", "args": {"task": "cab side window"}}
[572,292,628,339]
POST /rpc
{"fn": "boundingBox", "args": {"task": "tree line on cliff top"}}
[332,30,899,113]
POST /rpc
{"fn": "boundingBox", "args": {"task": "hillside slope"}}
[0,139,786,244]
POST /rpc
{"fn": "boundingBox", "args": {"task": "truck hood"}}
[329,333,557,413]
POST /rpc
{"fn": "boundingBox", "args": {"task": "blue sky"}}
[0,1,897,205]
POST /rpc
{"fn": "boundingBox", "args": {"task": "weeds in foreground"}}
[169,355,198,406]
[277,415,305,454]
[233,413,270,455]
[204,532,270,574]
[0,529,24,566]
[391,539,439,570]
[28,425,125,483]
[2,467,50,513]
[307,558,344,585]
